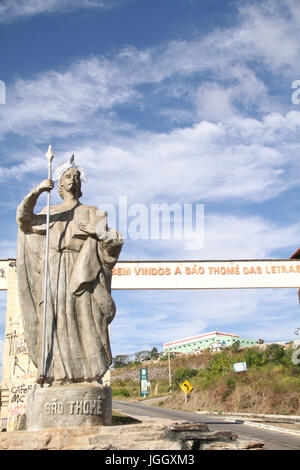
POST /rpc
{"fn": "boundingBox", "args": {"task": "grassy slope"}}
[111,346,300,415]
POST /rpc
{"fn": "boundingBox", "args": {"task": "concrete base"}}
[26,383,112,431]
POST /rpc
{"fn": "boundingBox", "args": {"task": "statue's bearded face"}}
[59,168,82,199]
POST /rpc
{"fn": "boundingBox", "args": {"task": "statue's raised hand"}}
[36,179,54,194]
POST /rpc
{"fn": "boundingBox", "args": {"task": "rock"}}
[0,419,265,450]
[166,429,237,442]
[200,440,264,450]
[166,422,209,432]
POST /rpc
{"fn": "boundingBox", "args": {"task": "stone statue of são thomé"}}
[16,154,123,429]
[17,154,123,431]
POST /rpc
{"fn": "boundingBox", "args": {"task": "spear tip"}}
[46,144,55,162]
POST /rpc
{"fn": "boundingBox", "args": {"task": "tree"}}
[150,347,159,358]
[243,347,264,367]
[264,344,285,362]
[113,355,132,369]
[173,366,197,386]
[207,351,232,373]
[134,350,151,362]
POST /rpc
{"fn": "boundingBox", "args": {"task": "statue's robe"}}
[16,197,123,384]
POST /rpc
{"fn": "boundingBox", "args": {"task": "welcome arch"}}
[1,256,299,430]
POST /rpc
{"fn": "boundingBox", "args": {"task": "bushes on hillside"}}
[112,387,130,398]
[176,344,300,391]
[241,347,264,367]
[173,366,198,386]
[206,351,232,373]
[204,344,298,373]
[264,344,286,362]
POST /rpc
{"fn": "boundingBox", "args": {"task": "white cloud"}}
[196,214,300,259]
[119,212,300,262]
[196,83,235,121]
[0,56,138,141]
[2,109,300,209]
[110,287,300,352]
[0,0,121,23]
[75,112,300,207]
[1,2,294,142]
[110,297,208,354]
[237,0,300,73]
[2,0,300,148]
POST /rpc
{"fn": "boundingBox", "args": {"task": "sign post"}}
[140,368,148,398]
[168,345,172,394]
[180,380,193,405]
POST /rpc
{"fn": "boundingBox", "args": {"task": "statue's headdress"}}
[53,155,88,182]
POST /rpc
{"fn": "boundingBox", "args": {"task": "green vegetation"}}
[111,343,300,415]
[112,347,161,369]
[166,344,300,415]
[112,386,131,398]
[173,366,198,386]
[113,355,132,369]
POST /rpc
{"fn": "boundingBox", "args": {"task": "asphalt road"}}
[113,399,300,450]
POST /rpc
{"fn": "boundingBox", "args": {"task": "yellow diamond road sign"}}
[180,380,193,394]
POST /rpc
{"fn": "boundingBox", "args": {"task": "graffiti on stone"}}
[6,329,27,357]
[10,384,34,404]
[3,317,37,429]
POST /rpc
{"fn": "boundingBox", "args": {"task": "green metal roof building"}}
[163,331,258,354]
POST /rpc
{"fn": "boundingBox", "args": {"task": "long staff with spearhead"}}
[40,144,55,386]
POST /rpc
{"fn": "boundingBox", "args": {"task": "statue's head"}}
[58,167,82,200]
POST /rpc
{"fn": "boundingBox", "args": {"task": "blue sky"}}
[1,0,300,358]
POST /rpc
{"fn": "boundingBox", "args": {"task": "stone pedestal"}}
[26,383,112,431]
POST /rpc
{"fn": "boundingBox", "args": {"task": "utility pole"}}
[168,344,172,394]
